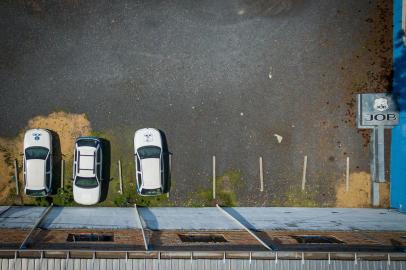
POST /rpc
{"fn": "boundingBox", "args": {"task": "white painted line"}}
[213,156,216,199]
[169,154,172,171]
[61,159,64,188]
[346,157,350,192]
[301,156,307,191]
[168,154,172,198]
[259,157,264,192]
[14,159,19,195]
[118,160,123,194]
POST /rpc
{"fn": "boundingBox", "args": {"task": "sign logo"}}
[357,93,399,128]
[373,98,389,112]
[32,133,41,141]
[144,133,153,142]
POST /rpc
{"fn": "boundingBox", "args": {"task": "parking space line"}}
[346,157,350,192]
[213,156,216,199]
[118,160,123,194]
[259,157,264,192]
[61,159,64,188]
[168,154,171,198]
[302,156,307,191]
[14,159,19,195]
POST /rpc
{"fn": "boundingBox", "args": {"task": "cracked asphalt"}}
[0,0,392,205]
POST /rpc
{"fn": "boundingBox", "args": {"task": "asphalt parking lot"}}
[0,0,392,206]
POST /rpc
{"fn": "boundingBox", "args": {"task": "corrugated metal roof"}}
[1,206,406,231]
[41,207,138,229]
[139,207,237,230]
[0,207,45,229]
[0,258,405,270]
[231,207,406,231]
[134,207,406,231]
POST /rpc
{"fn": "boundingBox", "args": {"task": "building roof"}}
[1,207,406,231]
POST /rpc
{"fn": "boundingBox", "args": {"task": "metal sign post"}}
[357,93,399,206]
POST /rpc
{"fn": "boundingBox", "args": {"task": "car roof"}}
[141,158,161,188]
[25,159,46,189]
[76,146,96,177]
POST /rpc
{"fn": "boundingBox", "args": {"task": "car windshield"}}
[137,146,161,159]
[25,189,47,197]
[141,188,162,195]
[25,147,49,160]
[77,139,98,147]
[75,176,98,188]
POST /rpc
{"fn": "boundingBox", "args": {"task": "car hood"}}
[24,129,51,149]
[73,185,100,205]
[25,159,46,189]
[134,128,162,150]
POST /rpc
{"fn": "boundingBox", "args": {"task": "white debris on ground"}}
[274,134,283,143]
[268,66,273,79]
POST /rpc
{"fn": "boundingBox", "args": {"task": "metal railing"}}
[0,249,405,262]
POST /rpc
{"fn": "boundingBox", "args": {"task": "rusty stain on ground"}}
[341,0,392,148]
[335,171,389,208]
[0,112,91,204]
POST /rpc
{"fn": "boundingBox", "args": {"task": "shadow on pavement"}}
[100,138,111,203]
[49,130,61,196]
[159,130,171,194]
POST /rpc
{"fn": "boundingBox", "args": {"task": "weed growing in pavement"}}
[34,196,50,207]
[53,185,75,206]
[272,186,318,207]
[185,170,244,207]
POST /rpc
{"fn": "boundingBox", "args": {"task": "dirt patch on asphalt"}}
[0,112,91,203]
[0,152,14,204]
[26,112,91,156]
[335,171,389,208]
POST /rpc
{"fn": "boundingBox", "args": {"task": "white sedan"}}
[72,137,103,205]
[23,129,53,197]
[134,128,166,196]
